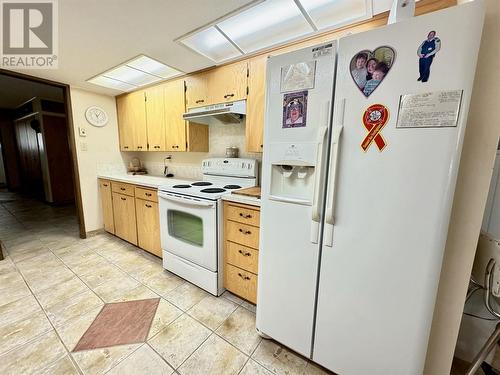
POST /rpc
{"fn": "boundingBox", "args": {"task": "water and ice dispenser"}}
[267,142,320,206]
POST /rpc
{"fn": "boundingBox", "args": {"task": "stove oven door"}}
[158,192,218,271]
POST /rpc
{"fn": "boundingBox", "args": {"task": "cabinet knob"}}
[124,146,129,149]
[120,187,126,191]
[103,184,108,187]
[145,204,152,208]
[238,249,251,257]
[120,197,126,201]
[224,93,235,99]
[239,213,252,219]
[137,146,143,149]
[238,272,251,281]
[239,228,251,235]
[195,99,205,104]
[145,193,152,197]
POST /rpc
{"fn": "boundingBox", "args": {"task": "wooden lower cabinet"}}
[99,179,114,234]
[135,198,162,258]
[112,192,137,245]
[100,180,162,258]
[225,264,258,303]
[223,201,260,304]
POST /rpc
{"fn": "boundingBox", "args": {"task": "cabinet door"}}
[185,72,209,108]
[164,80,187,151]
[116,91,147,151]
[99,179,114,234]
[246,55,267,153]
[135,198,162,258]
[116,95,134,151]
[145,86,166,151]
[186,122,209,152]
[112,192,137,245]
[208,61,248,104]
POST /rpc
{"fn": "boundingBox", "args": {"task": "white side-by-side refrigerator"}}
[256,2,485,374]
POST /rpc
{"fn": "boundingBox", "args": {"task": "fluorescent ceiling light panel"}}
[103,65,162,86]
[180,26,242,62]
[217,0,313,54]
[299,0,371,29]
[126,55,182,79]
[87,55,183,92]
[87,76,137,92]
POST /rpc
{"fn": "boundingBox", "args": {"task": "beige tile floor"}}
[0,196,332,375]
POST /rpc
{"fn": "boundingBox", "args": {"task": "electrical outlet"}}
[79,127,87,137]
[80,142,88,151]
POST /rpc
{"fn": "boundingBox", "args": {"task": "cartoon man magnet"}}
[417,31,441,82]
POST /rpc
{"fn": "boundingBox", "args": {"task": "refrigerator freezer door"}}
[257,42,337,357]
[314,2,484,374]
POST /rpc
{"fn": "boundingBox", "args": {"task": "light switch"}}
[80,142,88,151]
[79,127,87,137]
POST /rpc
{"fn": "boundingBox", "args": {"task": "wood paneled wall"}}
[0,109,20,189]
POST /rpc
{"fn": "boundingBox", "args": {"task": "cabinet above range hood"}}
[182,100,246,125]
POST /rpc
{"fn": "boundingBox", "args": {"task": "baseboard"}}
[85,228,106,238]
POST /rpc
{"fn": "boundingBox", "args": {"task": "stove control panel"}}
[201,158,258,178]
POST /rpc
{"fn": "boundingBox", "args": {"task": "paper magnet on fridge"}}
[282,91,308,128]
[350,46,395,97]
[417,31,441,83]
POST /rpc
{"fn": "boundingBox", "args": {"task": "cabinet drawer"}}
[226,221,259,249]
[135,187,158,202]
[226,204,260,227]
[226,241,258,274]
[111,182,134,197]
[224,263,257,304]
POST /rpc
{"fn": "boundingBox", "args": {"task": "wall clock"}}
[85,106,108,127]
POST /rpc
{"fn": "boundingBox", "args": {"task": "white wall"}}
[69,87,125,232]
[424,0,500,373]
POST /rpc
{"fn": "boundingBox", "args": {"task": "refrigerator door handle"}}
[310,101,330,244]
[324,98,345,247]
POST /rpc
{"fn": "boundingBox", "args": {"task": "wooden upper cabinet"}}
[208,61,248,104]
[164,79,187,152]
[246,55,267,153]
[145,86,166,151]
[185,72,209,108]
[117,90,147,151]
[186,122,209,152]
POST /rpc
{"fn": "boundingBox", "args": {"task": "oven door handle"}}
[158,192,216,207]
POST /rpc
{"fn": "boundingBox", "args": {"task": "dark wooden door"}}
[15,118,44,198]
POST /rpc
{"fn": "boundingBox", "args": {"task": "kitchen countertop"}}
[97,173,194,189]
[222,193,261,207]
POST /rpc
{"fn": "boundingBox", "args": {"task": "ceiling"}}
[0,75,63,109]
[2,0,395,98]
[3,0,256,96]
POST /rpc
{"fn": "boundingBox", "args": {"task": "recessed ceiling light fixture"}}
[178,0,373,63]
[87,55,183,92]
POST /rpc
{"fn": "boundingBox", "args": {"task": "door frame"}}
[0,68,87,238]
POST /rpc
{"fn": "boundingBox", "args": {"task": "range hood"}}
[183,100,246,125]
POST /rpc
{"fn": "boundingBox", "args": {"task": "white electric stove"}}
[158,158,258,295]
